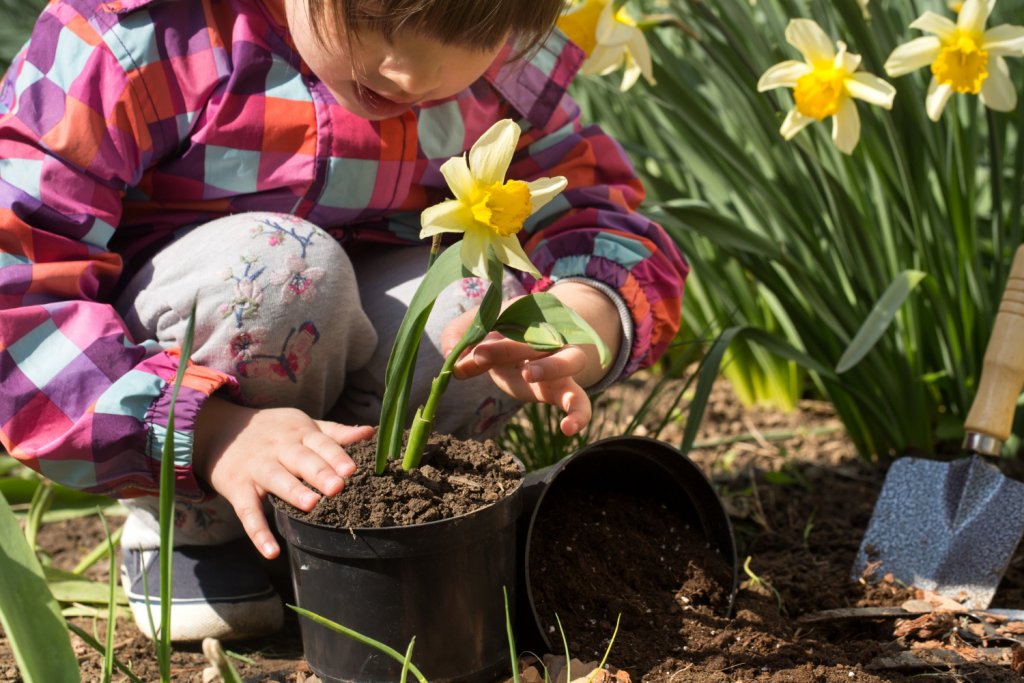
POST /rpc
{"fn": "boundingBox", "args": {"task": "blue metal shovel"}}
[853,245,1024,609]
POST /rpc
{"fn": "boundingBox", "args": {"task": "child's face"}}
[284,0,508,120]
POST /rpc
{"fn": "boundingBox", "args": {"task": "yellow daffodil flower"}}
[420,120,567,279]
[885,0,1024,121]
[557,0,655,91]
[947,0,994,14]
[757,19,896,154]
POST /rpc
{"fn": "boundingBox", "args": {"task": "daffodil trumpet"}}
[376,120,610,473]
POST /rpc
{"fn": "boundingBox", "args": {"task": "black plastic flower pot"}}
[274,477,523,683]
[515,435,739,652]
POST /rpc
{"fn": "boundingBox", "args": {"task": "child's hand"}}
[443,281,623,437]
[192,397,375,559]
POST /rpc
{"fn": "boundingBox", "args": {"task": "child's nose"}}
[378,59,441,100]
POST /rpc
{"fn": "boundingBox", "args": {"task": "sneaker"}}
[120,539,284,642]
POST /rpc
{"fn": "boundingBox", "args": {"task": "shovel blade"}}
[853,454,1024,609]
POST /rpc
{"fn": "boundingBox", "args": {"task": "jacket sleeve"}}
[491,33,689,381]
[0,0,235,500]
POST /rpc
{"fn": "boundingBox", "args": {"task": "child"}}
[0,0,689,641]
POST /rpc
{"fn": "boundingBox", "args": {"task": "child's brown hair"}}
[306,0,566,55]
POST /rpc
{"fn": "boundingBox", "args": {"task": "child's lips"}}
[354,83,418,117]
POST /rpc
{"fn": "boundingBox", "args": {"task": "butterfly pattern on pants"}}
[237,321,320,382]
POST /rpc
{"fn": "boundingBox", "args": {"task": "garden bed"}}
[5,373,1024,682]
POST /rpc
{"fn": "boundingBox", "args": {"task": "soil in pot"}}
[528,483,736,677]
[274,433,522,526]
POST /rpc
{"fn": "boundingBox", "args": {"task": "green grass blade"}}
[98,510,116,683]
[0,491,79,683]
[400,637,416,683]
[24,479,54,552]
[555,614,572,678]
[588,614,622,683]
[72,524,123,575]
[157,300,198,679]
[504,586,520,683]
[287,604,429,683]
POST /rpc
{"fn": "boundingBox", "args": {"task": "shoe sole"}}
[127,592,284,642]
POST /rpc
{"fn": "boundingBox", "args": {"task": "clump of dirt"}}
[274,433,523,527]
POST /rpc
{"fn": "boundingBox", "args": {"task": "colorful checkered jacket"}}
[0,0,689,500]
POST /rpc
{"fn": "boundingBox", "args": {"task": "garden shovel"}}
[853,245,1024,609]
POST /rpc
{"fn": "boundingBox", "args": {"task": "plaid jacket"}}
[0,0,688,499]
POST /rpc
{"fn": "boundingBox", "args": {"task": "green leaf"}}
[0,492,79,683]
[493,293,610,367]
[377,242,466,470]
[43,565,128,605]
[836,270,928,374]
[654,201,784,260]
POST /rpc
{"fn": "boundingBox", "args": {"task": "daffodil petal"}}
[585,44,625,76]
[979,56,1017,111]
[420,200,474,238]
[780,108,814,140]
[620,54,642,91]
[438,156,476,203]
[468,119,519,187]
[984,24,1024,57]
[832,97,861,155]
[957,0,989,34]
[627,31,656,85]
[460,227,491,279]
[926,79,954,121]
[884,36,942,76]
[909,11,956,39]
[785,19,835,64]
[757,60,812,91]
[846,72,897,109]
[595,3,635,44]
[492,234,540,277]
[836,44,862,73]
[527,176,568,213]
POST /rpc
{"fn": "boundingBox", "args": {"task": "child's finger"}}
[557,383,592,436]
[309,423,370,478]
[521,346,588,383]
[316,421,376,447]
[528,376,591,435]
[227,489,280,560]
[454,338,543,378]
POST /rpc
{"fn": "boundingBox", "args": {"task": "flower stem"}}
[401,327,480,470]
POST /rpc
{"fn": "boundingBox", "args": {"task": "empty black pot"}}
[275,478,523,683]
[516,435,738,652]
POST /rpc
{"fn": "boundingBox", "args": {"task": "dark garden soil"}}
[6,372,1024,682]
[273,433,523,527]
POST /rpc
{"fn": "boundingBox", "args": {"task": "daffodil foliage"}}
[376,120,608,473]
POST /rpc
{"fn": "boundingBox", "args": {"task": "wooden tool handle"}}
[964,245,1024,444]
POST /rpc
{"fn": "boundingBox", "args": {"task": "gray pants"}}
[116,211,523,547]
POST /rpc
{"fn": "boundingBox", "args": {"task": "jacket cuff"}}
[145,355,237,501]
[554,276,634,395]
